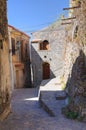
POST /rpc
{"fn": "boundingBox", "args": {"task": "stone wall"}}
[31,20,66,87]
[0,0,11,121]
[63,0,86,121]
[31,0,86,120]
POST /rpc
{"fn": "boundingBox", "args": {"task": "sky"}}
[7,0,69,35]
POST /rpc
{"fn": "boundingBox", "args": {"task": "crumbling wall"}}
[0,0,11,121]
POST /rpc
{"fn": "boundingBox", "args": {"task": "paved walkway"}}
[0,87,86,130]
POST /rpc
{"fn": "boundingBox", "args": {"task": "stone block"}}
[81,108,86,116]
[55,91,67,100]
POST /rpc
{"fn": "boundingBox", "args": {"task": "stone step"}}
[39,99,55,117]
[39,79,66,117]
[39,92,66,117]
[55,91,67,100]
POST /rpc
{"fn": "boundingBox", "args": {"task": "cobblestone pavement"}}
[0,88,86,130]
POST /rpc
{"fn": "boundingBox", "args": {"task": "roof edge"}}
[8,25,30,38]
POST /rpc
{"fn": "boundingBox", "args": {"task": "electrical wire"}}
[9,11,68,35]
[14,11,68,31]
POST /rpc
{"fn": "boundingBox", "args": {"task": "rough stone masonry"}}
[0,0,11,121]
[63,0,86,121]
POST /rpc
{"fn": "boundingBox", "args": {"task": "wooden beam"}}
[63,5,80,10]
[62,17,76,21]
[31,39,42,43]
[61,22,73,25]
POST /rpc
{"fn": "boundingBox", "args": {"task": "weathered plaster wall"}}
[0,0,11,120]
[8,26,32,88]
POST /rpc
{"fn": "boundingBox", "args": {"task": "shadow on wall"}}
[64,49,86,119]
[24,43,32,88]
[31,45,55,87]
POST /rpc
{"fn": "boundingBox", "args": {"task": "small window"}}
[39,40,49,50]
[0,40,3,49]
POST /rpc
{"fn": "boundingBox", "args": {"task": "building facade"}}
[8,25,32,89]
[31,21,66,87]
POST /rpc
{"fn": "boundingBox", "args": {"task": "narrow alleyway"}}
[0,88,86,130]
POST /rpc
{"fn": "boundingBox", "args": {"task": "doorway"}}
[42,62,50,79]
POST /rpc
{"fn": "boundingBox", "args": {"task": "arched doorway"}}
[42,62,50,79]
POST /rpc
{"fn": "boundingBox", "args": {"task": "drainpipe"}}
[8,29,14,91]
[29,38,34,86]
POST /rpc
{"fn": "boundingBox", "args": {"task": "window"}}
[0,40,3,49]
[12,38,15,55]
[21,40,24,61]
[39,40,49,50]
[16,41,20,50]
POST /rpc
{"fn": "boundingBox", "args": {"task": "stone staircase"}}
[39,77,67,117]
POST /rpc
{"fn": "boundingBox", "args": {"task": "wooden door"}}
[43,62,50,79]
